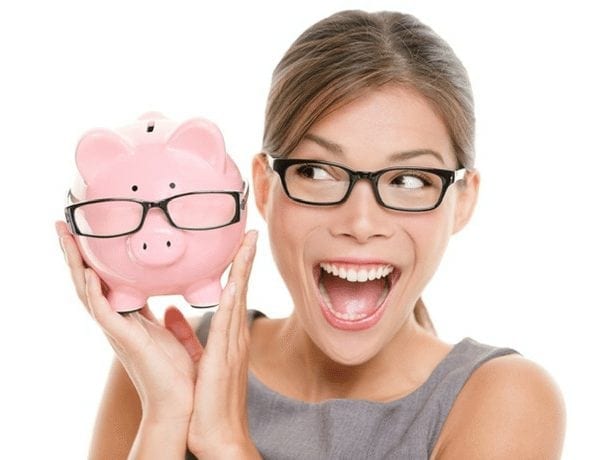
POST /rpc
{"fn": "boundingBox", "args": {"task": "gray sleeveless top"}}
[186,310,518,460]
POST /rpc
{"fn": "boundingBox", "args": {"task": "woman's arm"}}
[88,357,141,459]
[89,358,190,460]
[432,354,566,459]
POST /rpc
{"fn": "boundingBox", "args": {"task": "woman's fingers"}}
[205,230,258,363]
[207,281,236,363]
[56,220,88,305]
[139,303,161,325]
[55,220,69,257]
[227,230,258,352]
[59,220,198,422]
[84,269,158,357]
[84,268,126,339]
[165,307,203,363]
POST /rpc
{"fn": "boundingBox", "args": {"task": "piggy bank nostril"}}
[141,242,172,249]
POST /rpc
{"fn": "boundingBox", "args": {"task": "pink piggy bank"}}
[64,113,248,312]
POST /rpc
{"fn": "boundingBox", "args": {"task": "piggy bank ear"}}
[76,129,132,183]
[166,118,227,170]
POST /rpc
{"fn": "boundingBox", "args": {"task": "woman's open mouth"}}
[314,261,399,331]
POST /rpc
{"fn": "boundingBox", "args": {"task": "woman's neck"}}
[249,310,450,403]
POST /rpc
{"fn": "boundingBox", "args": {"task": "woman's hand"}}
[186,230,261,459]
[55,221,200,425]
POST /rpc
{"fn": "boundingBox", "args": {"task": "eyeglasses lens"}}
[74,200,142,237]
[167,193,236,229]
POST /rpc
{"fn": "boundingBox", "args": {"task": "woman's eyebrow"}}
[303,133,344,155]
[388,149,445,163]
[303,133,444,163]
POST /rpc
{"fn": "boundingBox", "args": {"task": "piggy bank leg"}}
[107,288,147,313]
[184,280,222,309]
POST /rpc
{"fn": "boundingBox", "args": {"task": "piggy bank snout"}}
[128,226,187,267]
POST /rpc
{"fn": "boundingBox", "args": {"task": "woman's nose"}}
[329,180,394,243]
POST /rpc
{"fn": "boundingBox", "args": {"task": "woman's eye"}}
[390,173,427,189]
[296,164,334,180]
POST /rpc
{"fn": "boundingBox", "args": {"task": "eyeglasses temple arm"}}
[454,168,467,182]
[66,189,80,206]
[240,181,250,210]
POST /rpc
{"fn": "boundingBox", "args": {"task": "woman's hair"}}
[262,10,476,333]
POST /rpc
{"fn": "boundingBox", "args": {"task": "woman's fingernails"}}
[242,230,258,261]
[58,236,69,264]
[244,229,258,245]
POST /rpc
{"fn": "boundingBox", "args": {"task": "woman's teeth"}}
[319,262,394,283]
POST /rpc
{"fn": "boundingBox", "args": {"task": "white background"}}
[1,0,611,458]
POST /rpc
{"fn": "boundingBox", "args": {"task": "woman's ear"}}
[252,153,273,221]
[453,169,480,234]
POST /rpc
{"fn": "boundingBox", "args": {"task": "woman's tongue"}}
[320,271,386,317]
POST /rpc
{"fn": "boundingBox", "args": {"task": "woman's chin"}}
[319,342,379,367]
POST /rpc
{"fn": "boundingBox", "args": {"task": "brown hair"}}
[262,10,476,333]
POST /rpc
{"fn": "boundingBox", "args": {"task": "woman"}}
[56,10,565,459]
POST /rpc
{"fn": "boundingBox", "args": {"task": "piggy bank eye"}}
[131,185,138,192]
[169,182,176,189]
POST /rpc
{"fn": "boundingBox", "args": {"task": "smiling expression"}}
[253,84,478,365]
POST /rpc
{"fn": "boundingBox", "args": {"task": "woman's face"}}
[253,85,479,365]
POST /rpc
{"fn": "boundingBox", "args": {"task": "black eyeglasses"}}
[65,183,248,238]
[271,158,466,212]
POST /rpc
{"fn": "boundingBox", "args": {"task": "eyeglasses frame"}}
[271,158,466,212]
[65,182,249,238]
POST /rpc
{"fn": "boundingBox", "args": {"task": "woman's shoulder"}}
[432,351,566,459]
